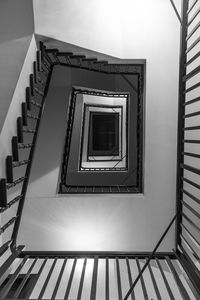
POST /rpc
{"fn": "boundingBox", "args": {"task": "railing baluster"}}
[90,256,99,300]
[38,258,57,300]
[126,257,135,300]
[182,212,200,234]
[186,19,200,40]
[64,257,77,299]
[182,189,200,205]
[186,50,200,66]
[6,177,26,189]
[13,258,38,298]
[135,258,148,300]
[184,125,200,130]
[0,195,22,213]
[184,81,200,93]
[51,258,67,300]
[0,245,24,281]
[0,256,29,299]
[182,200,200,219]
[184,110,200,118]
[0,240,12,257]
[188,6,200,26]
[181,234,200,262]
[25,258,48,300]
[105,257,109,300]
[116,258,122,300]
[182,152,200,159]
[174,250,200,297]
[181,164,200,176]
[184,95,200,105]
[187,0,198,15]
[165,256,191,299]
[181,223,200,249]
[77,258,87,300]
[155,258,175,300]
[147,259,162,300]
[186,36,200,54]
[0,216,18,235]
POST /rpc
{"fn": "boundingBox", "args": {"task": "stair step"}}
[93,60,108,64]
[0,179,7,207]
[57,52,73,57]
[82,58,98,62]
[70,55,86,59]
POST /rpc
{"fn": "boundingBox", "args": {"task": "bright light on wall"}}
[68,224,100,250]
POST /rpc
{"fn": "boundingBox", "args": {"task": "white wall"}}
[17,0,182,251]
[0,0,34,246]
[0,0,34,132]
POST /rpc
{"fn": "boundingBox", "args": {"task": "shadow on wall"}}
[0,0,34,131]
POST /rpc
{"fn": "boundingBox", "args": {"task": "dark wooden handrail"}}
[124,214,177,300]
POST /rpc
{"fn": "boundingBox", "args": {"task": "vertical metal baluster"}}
[135,258,148,300]
[64,258,77,299]
[51,258,67,300]
[0,246,24,281]
[25,258,48,300]
[116,258,122,300]
[147,259,162,300]
[155,258,175,300]
[77,258,87,300]
[126,258,135,300]
[90,256,99,300]
[38,258,57,300]
[105,257,109,300]
[165,256,190,299]
[13,258,38,298]
[0,255,29,299]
